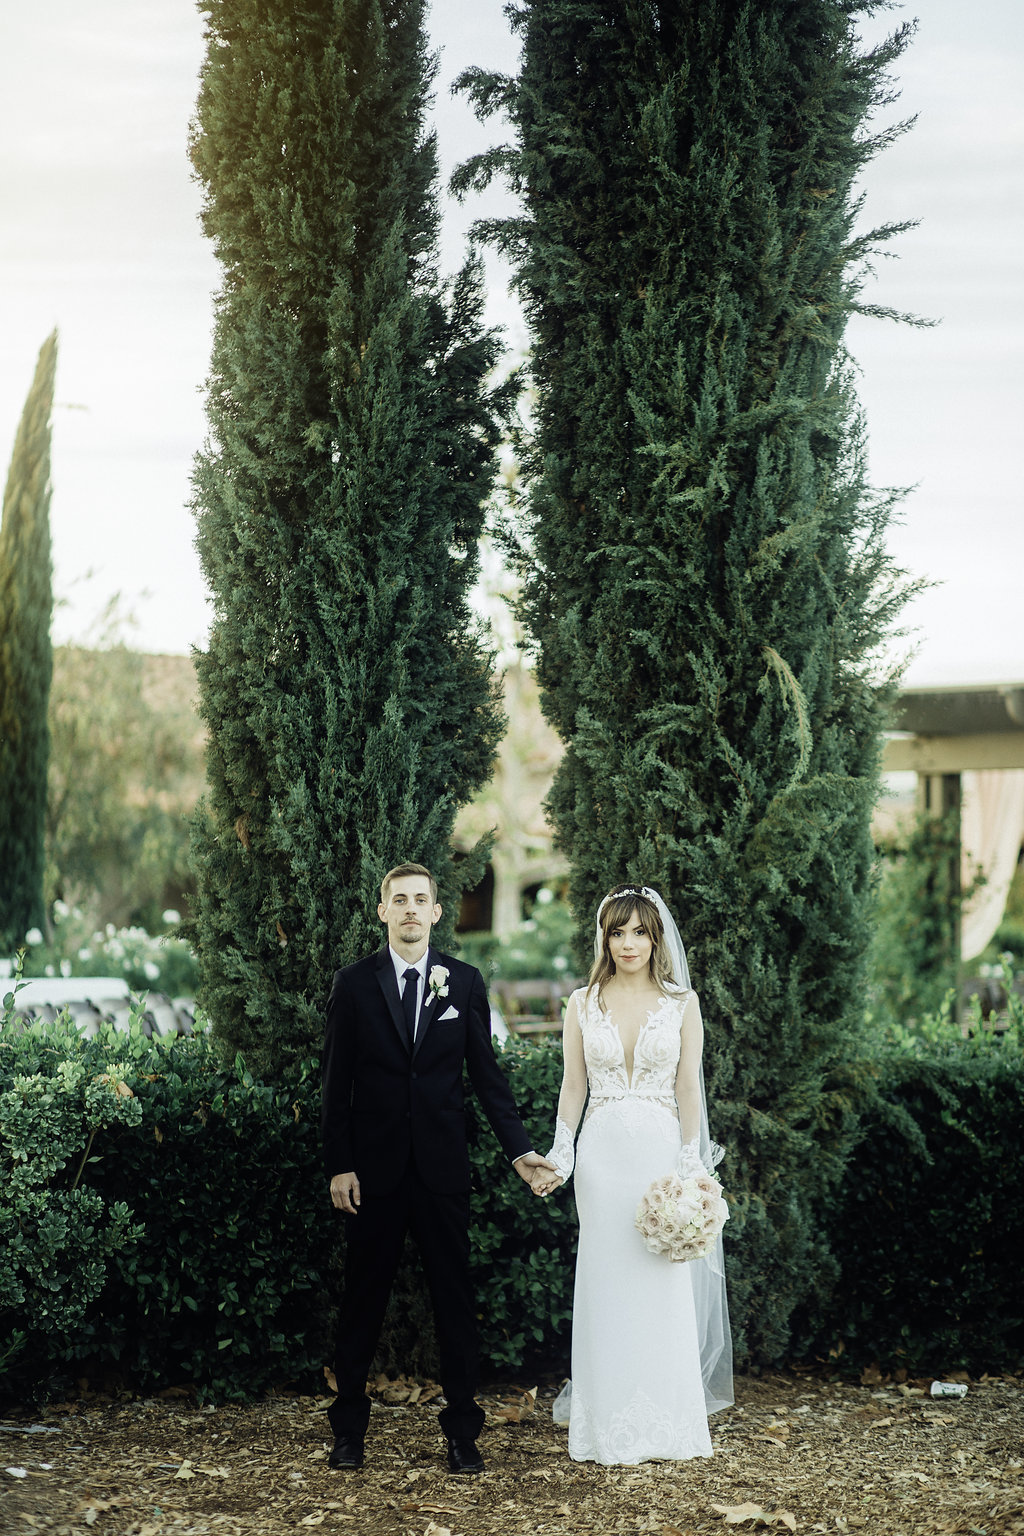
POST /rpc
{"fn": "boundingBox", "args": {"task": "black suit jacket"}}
[321,945,533,1195]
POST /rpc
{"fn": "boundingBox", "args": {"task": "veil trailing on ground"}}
[593,885,734,1416]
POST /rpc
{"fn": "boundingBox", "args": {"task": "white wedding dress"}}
[564,985,716,1465]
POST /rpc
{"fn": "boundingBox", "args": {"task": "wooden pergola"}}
[882,683,1024,972]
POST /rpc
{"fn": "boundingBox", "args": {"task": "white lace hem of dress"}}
[564,1382,713,1466]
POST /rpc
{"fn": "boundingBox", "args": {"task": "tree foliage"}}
[188,0,512,1073]
[46,606,199,932]
[457,0,918,1362]
[869,808,983,1025]
[0,332,57,952]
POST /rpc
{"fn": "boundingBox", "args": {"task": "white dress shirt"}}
[388,945,428,1039]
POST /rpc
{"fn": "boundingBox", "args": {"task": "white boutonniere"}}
[428,964,450,1002]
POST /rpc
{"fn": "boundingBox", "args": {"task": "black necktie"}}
[401,967,419,1047]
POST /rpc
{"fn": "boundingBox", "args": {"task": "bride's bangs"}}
[601,891,647,937]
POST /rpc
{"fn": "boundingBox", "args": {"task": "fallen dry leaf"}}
[493,1385,539,1424]
[174,1460,195,1480]
[422,1524,452,1536]
[298,1516,326,1528]
[712,1502,797,1531]
[554,1503,573,1517]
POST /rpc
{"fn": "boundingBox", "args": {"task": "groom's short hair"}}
[380,862,438,904]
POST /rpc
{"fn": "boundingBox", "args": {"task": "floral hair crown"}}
[597,885,658,919]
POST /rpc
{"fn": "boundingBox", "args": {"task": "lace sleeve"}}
[544,988,587,1186]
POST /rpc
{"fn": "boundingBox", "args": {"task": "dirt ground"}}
[1,1369,1021,1536]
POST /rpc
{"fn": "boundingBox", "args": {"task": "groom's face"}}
[378,875,442,957]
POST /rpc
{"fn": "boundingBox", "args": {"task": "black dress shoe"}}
[446,1436,484,1474]
[328,1435,364,1470]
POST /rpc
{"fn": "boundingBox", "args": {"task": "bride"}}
[533,885,733,1465]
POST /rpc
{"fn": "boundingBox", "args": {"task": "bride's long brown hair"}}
[587,886,675,1002]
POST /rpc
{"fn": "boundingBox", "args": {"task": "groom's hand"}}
[513,1151,557,1186]
[330,1172,361,1214]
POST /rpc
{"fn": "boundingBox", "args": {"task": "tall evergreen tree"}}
[188,1,510,1074]
[458,2,918,1360]
[0,332,57,953]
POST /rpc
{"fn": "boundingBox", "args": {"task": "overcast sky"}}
[1,0,1021,685]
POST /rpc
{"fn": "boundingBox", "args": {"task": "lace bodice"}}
[575,986,687,1115]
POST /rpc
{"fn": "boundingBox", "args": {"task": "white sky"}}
[0,0,1021,685]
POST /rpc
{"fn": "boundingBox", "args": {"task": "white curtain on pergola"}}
[961,769,1024,961]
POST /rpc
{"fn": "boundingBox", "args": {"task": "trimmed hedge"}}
[798,1035,1024,1375]
[0,1019,335,1401]
[0,1018,576,1401]
[3,1013,1020,1403]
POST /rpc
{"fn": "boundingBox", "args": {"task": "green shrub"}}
[0,1011,335,1402]
[467,1036,576,1371]
[0,1005,143,1384]
[0,1010,577,1401]
[8,995,1017,1400]
[797,1027,1024,1375]
[869,811,983,1025]
[87,1038,335,1398]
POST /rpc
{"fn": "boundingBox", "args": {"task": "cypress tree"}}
[458,2,917,1361]
[188,1,510,1074]
[0,332,57,953]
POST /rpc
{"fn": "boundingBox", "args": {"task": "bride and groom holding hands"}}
[320,862,732,1475]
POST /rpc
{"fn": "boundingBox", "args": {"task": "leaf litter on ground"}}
[0,1369,1021,1535]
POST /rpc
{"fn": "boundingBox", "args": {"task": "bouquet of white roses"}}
[634,1170,729,1262]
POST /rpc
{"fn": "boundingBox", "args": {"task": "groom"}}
[321,862,554,1474]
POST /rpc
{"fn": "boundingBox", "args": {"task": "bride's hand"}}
[531,1168,564,1198]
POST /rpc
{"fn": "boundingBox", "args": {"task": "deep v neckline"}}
[601,991,672,1089]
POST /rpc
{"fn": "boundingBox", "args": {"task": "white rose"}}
[428,964,449,999]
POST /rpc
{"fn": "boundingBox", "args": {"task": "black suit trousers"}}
[328,1161,484,1442]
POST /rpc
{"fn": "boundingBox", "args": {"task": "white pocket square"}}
[438,1005,459,1021]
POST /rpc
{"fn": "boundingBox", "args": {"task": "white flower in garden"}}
[24,928,43,946]
[60,959,72,978]
[553,955,569,972]
[53,900,69,920]
[78,948,93,962]
[72,906,83,920]
[536,887,554,905]
[143,961,160,981]
[44,964,55,977]
[106,924,116,938]
[162,909,181,926]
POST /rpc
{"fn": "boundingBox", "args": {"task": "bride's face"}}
[607,907,654,977]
